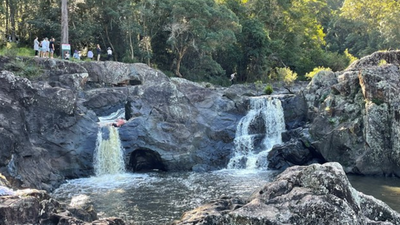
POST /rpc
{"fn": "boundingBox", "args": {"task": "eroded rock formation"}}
[304,50,400,176]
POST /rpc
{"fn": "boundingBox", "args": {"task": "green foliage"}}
[1,43,18,57]
[273,67,297,85]
[264,84,273,95]
[305,66,332,80]
[4,58,42,79]
[344,49,358,64]
[3,0,400,85]
[0,43,35,58]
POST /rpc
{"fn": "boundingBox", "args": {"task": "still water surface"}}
[347,175,400,213]
[52,169,277,225]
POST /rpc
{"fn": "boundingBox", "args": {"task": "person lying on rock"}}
[111,118,126,127]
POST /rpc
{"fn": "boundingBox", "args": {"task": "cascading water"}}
[228,96,285,169]
[93,108,126,176]
[52,106,281,224]
[93,125,126,176]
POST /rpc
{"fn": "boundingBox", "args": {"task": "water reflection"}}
[347,174,400,213]
[52,169,278,225]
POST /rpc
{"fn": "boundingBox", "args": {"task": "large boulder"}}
[172,162,400,224]
[0,188,125,225]
[304,50,400,175]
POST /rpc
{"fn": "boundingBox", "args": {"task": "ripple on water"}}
[52,169,277,225]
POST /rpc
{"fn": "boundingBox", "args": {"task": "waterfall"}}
[93,125,126,176]
[228,96,285,169]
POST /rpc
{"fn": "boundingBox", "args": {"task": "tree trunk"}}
[174,46,187,77]
[5,0,9,38]
[9,0,17,42]
[128,31,134,60]
[61,0,69,44]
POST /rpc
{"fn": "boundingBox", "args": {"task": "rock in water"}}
[172,162,400,225]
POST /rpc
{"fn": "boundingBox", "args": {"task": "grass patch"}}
[4,58,42,79]
[0,43,34,57]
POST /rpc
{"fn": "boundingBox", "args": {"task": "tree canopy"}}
[1,0,399,85]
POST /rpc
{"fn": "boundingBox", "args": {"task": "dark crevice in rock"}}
[127,148,167,172]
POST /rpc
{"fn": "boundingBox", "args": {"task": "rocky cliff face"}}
[0,69,98,191]
[304,50,400,176]
[172,162,400,225]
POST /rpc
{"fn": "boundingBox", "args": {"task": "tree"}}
[61,0,68,44]
[164,0,239,77]
[340,0,400,56]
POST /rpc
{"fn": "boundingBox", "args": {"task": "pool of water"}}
[51,170,400,224]
[347,174,400,213]
[52,169,278,225]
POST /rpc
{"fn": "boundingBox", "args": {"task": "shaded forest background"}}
[1,0,399,85]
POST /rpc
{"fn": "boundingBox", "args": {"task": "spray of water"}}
[93,126,126,176]
[228,96,285,169]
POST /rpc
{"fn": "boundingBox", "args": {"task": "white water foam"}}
[97,108,125,127]
[228,96,285,169]
[93,126,126,176]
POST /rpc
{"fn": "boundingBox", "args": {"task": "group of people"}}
[62,44,112,61]
[34,37,55,58]
[34,37,113,62]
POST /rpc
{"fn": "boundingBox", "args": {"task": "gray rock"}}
[172,162,400,225]
[0,70,98,191]
[304,50,400,175]
[0,188,125,225]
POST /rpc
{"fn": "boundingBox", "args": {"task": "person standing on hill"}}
[96,44,101,61]
[230,72,236,85]
[49,38,55,58]
[33,37,40,57]
[107,47,112,60]
[42,37,49,58]
[88,50,94,60]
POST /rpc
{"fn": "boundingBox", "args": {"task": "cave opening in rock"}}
[127,148,167,172]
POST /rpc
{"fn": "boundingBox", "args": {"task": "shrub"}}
[264,84,273,95]
[2,43,18,57]
[274,67,297,86]
[344,48,358,64]
[305,66,332,80]
[4,58,42,79]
